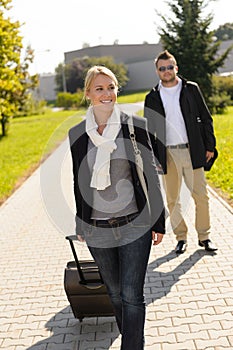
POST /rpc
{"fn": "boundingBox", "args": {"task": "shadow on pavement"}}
[26,249,216,349]
[146,248,217,303]
[26,306,118,350]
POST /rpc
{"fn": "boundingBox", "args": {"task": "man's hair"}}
[155,50,177,67]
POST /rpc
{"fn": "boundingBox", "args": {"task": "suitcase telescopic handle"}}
[65,235,105,286]
[66,235,87,284]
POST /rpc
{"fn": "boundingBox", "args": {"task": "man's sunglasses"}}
[158,65,175,72]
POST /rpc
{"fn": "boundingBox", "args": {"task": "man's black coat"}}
[144,76,216,174]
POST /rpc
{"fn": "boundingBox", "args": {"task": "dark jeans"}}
[88,230,152,350]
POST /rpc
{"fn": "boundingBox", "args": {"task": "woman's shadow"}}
[26,248,216,350]
[25,305,119,350]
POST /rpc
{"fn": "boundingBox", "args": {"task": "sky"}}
[8,0,233,75]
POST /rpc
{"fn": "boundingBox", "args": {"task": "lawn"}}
[117,90,149,104]
[206,107,233,206]
[0,109,85,204]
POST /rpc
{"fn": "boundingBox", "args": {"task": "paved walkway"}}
[1,104,233,350]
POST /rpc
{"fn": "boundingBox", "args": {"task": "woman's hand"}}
[77,235,85,242]
[152,231,164,246]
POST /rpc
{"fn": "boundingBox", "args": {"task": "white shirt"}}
[159,78,188,146]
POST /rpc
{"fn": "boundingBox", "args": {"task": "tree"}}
[55,57,89,94]
[86,56,129,91]
[55,56,129,94]
[0,0,38,136]
[156,0,233,103]
[15,45,39,114]
[214,23,233,41]
[82,42,90,48]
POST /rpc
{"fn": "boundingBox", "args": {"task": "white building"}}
[38,73,56,101]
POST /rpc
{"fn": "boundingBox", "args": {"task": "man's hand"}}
[206,150,214,163]
[152,231,164,246]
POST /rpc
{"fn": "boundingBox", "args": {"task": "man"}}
[144,50,217,254]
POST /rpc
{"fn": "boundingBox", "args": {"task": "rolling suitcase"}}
[64,235,115,322]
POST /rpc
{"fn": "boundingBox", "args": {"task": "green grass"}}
[118,90,149,104]
[0,109,85,204]
[206,107,233,205]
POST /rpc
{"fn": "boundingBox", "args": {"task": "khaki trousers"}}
[163,148,210,241]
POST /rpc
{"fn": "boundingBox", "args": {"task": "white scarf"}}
[86,104,121,190]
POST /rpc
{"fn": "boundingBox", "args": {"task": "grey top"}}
[87,129,138,219]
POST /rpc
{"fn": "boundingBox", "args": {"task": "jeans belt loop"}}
[92,218,97,227]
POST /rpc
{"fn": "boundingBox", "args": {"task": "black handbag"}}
[204,148,218,171]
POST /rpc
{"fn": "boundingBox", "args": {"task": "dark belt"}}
[167,143,189,149]
[91,212,139,228]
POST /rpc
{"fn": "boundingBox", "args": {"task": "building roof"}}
[64,41,233,74]
[65,43,163,65]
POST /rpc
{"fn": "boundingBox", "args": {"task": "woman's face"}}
[86,74,118,112]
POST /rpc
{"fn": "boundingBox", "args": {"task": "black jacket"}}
[69,112,165,234]
[144,76,216,174]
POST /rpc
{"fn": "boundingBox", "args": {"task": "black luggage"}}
[64,235,115,321]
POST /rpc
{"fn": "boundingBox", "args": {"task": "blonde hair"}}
[84,65,118,99]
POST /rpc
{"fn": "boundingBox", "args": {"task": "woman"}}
[69,65,165,350]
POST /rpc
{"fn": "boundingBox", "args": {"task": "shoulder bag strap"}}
[128,116,150,214]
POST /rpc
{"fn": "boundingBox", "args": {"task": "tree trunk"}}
[1,116,9,136]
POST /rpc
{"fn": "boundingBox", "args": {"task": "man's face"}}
[156,58,178,85]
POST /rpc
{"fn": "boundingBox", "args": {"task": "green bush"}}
[56,91,87,109]
[208,75,233,114]
[209,91,231,114]
[17,94,47,116]
[213,75,233,100]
